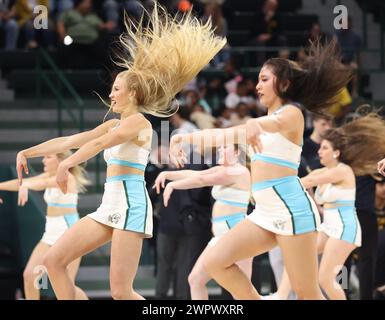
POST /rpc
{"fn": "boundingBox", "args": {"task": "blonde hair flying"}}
[115,1,226,117]
[57,151,90,193]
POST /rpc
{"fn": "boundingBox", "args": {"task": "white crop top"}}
[43,188,78,208]
[103,121,151,171]
[211,185,250,208]
[249,106,302,170]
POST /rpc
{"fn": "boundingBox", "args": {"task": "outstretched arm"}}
[162,166,241,206]
[0,173,50,191]
[153,169,201,194]
[301,166,345,189]
[56,114,150,193]
[16,119,118,184]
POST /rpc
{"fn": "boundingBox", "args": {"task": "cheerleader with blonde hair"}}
[0,151,89,300]
[16,2,226,300]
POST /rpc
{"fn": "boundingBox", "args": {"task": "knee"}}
[23,267,36,284]
[188,270,207,288]
[42,251,65,272]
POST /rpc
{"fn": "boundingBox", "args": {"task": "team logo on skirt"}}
[273,219,286,230]
[108,213,121,224]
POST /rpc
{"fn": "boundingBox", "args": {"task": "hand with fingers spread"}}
[169,134,187,168]
[18,185,29,207]
[246,120,264,153]
[56,162,70,194]
[378,158,385,176]
[153,171,168,194]
[163,182,175,207]
[16,152,29,185]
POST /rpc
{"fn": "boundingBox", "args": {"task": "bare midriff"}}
[47,206,78,217]
[212,202,248,218]
[251,161,297,184]
[106,164,145,178]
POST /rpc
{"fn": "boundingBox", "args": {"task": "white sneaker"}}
[261,293,283,300]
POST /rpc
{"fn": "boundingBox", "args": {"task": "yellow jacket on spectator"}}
[15,0,49,26]
[328,87,352,118]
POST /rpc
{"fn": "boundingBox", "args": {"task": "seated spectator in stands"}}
[15,0,54,48]
[201,77,227,117]
[190,104,218,129]
[201,1,229,68]
[217,107,234,128]
[57,0,115,68]
[0,0,18,50]
[182,89,211,114]
[374,175,385,299]
[249,0,287,65]
[92,0,119,32]
[225,79,256,109]
[335,17,362,98]
[297,22,330,62]
[169,107,198,134]
[229,102,252,126]
[302,114,332,171]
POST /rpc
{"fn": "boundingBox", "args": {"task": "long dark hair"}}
[263,38,352,113]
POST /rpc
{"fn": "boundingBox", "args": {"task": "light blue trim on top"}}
[252,175,299,192]
[331,200,355,206]
[216,199,249,208]
[272,104,290,115]
[47,203,77,208]
[106,174,145,183]
[251,154,299,170]
[107,158,146,171]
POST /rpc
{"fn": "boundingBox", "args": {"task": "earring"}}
[333,154,338,159]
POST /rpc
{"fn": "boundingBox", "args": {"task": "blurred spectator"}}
[302,114,332,171]
[15,0,53,48]
[225,79,256,109]
[201,2,229,68]
[327,86,352,125]
[229,102,252,126]
[355,175,378,299]
[169,107,197,134]
[182,90,210,113]
[155,154,212,299]
[0,0,18,50]
[297,22,329,62]
[93,0,119,30]
[249,0,286,65]
[201,77,227,117]
[190,104,218,129]
[57,0,115,68]
[374,175,385,297]
[335,17,362,98]
[217,107,233,128]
